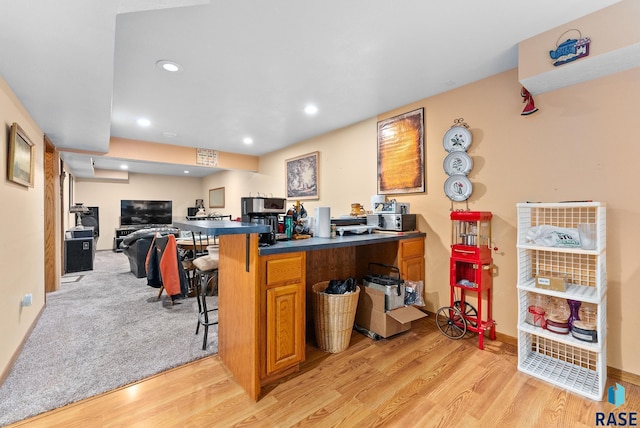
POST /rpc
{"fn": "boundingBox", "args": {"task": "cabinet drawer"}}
[400,238,424,259]
[265,253,304,286]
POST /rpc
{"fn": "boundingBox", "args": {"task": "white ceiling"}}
[0,0,622,178]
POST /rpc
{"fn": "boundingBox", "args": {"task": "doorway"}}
[43,136,61,293]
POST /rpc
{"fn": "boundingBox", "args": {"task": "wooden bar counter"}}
[173,218,426,401]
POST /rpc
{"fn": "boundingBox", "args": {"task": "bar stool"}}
[192,252,219,350]
[181,233,209,297]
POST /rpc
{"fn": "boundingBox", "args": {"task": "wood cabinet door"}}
[266,282,305,374]
[398,238,425,282]
[401,255,425,282]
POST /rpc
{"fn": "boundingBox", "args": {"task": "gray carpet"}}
[0,250,218,426]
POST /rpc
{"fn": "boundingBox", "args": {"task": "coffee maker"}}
[241,196,286,246]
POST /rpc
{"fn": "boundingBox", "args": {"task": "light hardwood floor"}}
[9,316,638,427]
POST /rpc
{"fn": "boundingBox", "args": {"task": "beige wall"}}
[218,66,639,375]
[200,120,379,219]
[3,0,639,387]
[102,64,640,376]
[108,137,259,171]
[0,77,45,376]
[200,169,267,218]
[74,174,205,251]
[519,0,640,85]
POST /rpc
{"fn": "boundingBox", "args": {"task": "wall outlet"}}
[21,293,32,307]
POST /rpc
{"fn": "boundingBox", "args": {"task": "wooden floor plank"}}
[7,316,640,428]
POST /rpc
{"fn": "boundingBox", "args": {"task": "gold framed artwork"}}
[209,187,225,208]
[377,108,425,194]
[8,122,35,187]
[285,151,319,200]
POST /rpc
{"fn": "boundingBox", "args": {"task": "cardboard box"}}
[355,285,427,338]
[535,273,568,291]
[363,280,405,311]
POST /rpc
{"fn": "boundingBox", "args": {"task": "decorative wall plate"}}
[444,175,473,201]
[443,151,473,176]
[443,126,472,152]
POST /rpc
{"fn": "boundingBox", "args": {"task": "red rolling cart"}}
[436,211,496,350]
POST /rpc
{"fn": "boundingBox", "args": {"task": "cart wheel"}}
[454,300,478,328]
[435,306,467,339]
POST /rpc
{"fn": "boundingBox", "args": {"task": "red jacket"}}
[146,233,187,299]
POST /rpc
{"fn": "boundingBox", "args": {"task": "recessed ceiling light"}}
[184,170,190,174]
[243,137,253,144]
[120,164,128,170]
[304,105,318,115]
[137,118,151,127]
[156,60,183,73]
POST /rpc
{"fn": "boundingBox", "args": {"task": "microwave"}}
[373,200,410,214]
[241,197,286,216]
[367,214,416,232]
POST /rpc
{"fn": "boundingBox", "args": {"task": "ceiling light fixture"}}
[163,131,178,138]
[156,60,183,73]
[137,118,151,127]
[243,137,253,145]
[120,164,128,170]
[184,170,190,174]
[304,105,318,115]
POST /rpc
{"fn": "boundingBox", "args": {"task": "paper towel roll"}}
[315,207,331,238]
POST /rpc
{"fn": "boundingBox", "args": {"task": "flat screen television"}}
[120,200,172,226]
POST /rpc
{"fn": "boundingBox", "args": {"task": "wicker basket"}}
[312,281,360,353]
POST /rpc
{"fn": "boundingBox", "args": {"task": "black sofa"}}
[119,227,180,278]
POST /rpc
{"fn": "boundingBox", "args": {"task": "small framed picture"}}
[285,151,319,200]
[8,122,35,187]
[209,187,225,208]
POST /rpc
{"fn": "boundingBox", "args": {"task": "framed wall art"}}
[196,148,218,166]
[377,108,425,195]
[209,187,225,208]
[7,122,35,187]
[285,151,319,200]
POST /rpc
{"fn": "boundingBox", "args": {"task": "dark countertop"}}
[172,218,270,235]
[173,217,425,255]
[259,231,426,255]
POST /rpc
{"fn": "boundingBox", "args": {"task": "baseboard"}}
[0,304,45,386]
[608,366,640,386]
[495,332,517,346]
[425,309,518,347]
